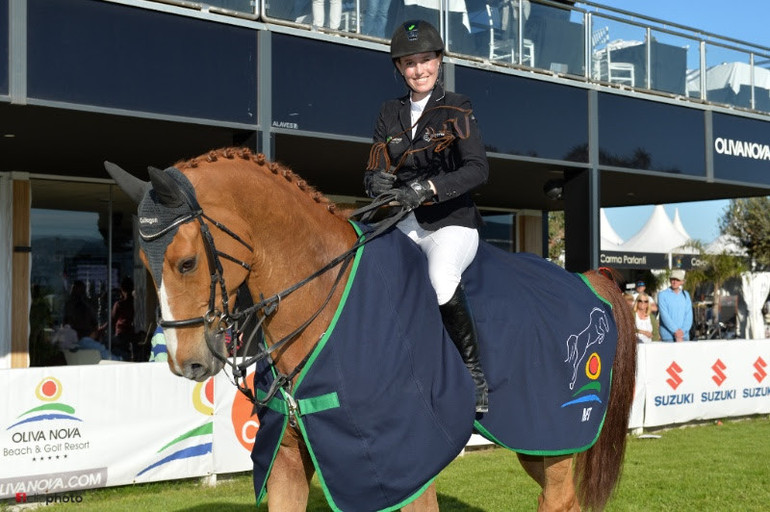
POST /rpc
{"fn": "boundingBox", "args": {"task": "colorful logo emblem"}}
[136,379,214,477]
[666,361,684,390]
[562,352,603,408]
[7,377,81,430]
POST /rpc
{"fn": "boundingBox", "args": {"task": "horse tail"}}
[574,268,637,511]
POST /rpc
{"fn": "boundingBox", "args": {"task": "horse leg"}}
[517,453,580,512]
[401,482,439,512]
[266,431,314,511]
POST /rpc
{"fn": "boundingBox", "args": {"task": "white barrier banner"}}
[627,347,646,430]
[212,366,259,474]
[0,363,217,499]
[642,340,770,427]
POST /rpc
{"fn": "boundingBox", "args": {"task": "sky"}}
[595,1,770,243]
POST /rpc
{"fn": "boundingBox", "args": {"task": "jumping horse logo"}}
[564,307,610,390]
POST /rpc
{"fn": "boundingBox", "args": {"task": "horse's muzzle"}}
[182,357,223,381]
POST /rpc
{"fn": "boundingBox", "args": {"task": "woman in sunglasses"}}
[634,292,660,342]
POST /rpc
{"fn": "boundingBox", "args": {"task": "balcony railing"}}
[152,0,770,114]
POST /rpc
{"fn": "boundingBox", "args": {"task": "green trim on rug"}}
[576,272,613,308]
[255,412,289,506]
[293,221,366,391]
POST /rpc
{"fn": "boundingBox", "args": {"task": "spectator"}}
[312,0,341,30]
[149,326,168,362]
[364,0,392,38]
[109,276,135,360]
[623,291,635,309]
[634,292,659,343]
[657,269,693,342]
[64,280,98,340]
[76,328,123,361]
[633,280,657,314]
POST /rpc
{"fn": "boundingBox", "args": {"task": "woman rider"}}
[364,20,489,413]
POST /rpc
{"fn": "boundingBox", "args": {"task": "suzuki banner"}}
[641,340,770,427]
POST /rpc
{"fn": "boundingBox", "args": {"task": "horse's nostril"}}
[183,361,211,382]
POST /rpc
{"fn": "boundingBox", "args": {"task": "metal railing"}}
[145,0,770,114]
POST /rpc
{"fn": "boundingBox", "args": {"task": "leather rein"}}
[145,188,406,409]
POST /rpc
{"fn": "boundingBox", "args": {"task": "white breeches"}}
[397,212,479,305]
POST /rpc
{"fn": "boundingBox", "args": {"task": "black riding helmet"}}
[390,20,444,61]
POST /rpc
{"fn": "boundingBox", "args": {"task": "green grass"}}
[7,416,770,511]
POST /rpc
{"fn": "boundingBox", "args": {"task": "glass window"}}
[702,44,753,109]
[456,66,588,161]
[29,180,145,366]
[590,15,646,88]
[480,213,515,252]
[645,30,699,97]
[265,0,362,35]
[272,33,403,137]
[27,0,257,124]
[525,2,584,75]
[598,93,704,175]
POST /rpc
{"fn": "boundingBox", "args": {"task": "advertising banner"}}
[3,341,768,499]
[627,348,646,430]
[212,367,258,474]
[0,364,212,499]
[642,340,770,427]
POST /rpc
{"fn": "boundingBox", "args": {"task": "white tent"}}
[600,208,624,250]
[618,205,694,253]
[672,208,691,240]
[706,234,747,256]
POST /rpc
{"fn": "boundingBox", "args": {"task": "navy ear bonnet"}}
[137,167,199,285]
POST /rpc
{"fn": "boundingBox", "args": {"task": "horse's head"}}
[104,162,253,381]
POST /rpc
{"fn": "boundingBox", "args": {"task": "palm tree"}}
[682,241,748,337]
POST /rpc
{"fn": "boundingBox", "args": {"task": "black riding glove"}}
[364,170,397,198]
[394,180,434,211]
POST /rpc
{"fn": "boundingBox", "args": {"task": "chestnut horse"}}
[105,147,636,511]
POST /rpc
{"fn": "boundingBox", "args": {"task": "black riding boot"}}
[439,284,489,413]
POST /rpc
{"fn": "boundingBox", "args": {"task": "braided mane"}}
[173,146,348,218]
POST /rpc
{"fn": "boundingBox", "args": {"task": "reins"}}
[151,183,409,411]
[222,194,409,410]
[366,105,473,174]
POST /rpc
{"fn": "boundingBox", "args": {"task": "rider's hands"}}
[394,181,434,211]
[364,170,397,198]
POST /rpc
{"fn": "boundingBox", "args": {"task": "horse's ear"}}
[148,166,185,208]
[103,161,150,204]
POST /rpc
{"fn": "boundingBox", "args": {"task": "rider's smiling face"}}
[396,51,441,102]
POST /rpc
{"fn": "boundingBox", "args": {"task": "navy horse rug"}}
[250,223,618,511]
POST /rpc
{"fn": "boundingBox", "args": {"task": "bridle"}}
[143,183,405,410]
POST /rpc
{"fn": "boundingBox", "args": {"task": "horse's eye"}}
[178,257,197,274]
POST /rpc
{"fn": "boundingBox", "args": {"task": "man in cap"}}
[656,269,693,342]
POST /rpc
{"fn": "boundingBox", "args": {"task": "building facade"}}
[3,0,770,367]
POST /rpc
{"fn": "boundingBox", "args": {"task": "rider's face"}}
[396,51,441,102]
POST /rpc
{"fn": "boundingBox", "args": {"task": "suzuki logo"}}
[712,359,727,386]
[754,357,768,383]
[666,361,683,390]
